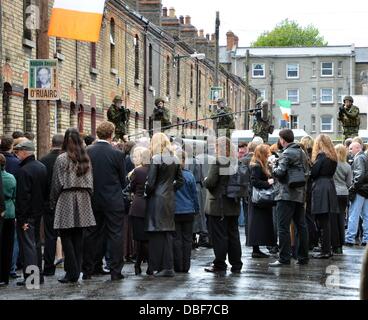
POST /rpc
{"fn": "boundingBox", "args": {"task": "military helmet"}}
[155,97,166,106]
[113,95,123,103]
[256,97,263,105]
[343,95,354,103]
[217,98,225,104]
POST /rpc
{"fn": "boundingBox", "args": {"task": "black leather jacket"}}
[272,143,308,203]
[351,151,368,198]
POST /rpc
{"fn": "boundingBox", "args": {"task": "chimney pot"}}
[226,31,236,50]
[185,15,191,25]
[211,33,216,41]
[206,34,210,40]
[162,7,168,17]
[179,15,184,24]
[199,29,204,38]
[169,7,176,18]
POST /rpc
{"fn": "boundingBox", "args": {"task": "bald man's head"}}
[349,142,362,156]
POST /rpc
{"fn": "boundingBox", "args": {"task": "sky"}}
[162,0,368,47]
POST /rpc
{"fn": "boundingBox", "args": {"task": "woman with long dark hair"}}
[51,128,96,283]
[311,134,339,259]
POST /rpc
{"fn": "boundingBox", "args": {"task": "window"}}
[290,115,299,129]
[91,108,96,136]
[148,44,153,87]
[23,0,32,40]
[257,89,266,100]
[287,64,299,79]
[166,56,171,96]
[321,115,333,132]
[176,59,181,95]
[70,102,77,128]
[190,65,194,100]
[110,19,116,69]
[337,88,344,104]
[287,89,299,104]
[56,100,62,133]
[91,43,97,69]
[338,61,343,77]
[252,63,265,78]
[311,115,316,133]
[135,112,139,130]
[320,88,333,104]
[134,35,139,80]
[55,38,62,54]
[198,70,202,105]
[23,89,32,133]
[312,62,317,77]
[312,88,317,104]
[78,105,84,133]
[321,62,333,77]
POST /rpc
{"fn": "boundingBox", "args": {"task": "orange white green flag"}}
[277,100,292,122]
[48,0,106,42]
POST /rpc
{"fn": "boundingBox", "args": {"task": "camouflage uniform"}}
[107,96,130,140]
[212,99,235,137]
[153,98,171,131]
[252,98,273,143]
[338,96,360,140]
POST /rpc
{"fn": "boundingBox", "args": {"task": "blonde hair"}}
[312,134,337,163]
[150,133,172,156]
[335,144,347,163]
[132,147,150,167]
[250,144,271,176]
[300,136,314,152]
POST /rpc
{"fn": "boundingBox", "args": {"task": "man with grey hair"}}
[345,142,368,247]
[40,134,64,276]
[13,140,47,286]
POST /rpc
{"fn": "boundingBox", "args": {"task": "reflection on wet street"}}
[0,230,363,300]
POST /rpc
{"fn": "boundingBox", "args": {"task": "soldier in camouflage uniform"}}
[107,95,130,141]
[338,95,360,140]
[212,98,235,137]
[152,97,171,131]
[252,97,273,143]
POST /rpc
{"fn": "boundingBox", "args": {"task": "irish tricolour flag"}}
[277,100,292,122]
[48,0,106,42]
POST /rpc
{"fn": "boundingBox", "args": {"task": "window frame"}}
[320,88,334,104]
[252,63,266,78]
[321,62,334,77]
[320,115,334,133]
[286,63,299,79]
[287,89,300,105]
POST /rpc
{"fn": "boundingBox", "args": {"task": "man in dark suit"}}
[39,134,64,276]
[13,140,47,286]
[82,121,126,281]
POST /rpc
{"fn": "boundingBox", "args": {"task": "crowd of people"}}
[0,123,367,286]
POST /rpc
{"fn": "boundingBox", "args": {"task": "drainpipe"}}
[0,1,3,92]
[143,23,148,129]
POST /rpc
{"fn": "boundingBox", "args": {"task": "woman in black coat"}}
[145,133,184,277]
[247,144,276,258]
[311,134,339,259]
[128,147,150,275]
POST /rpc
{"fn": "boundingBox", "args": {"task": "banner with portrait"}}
[28,59,59,100]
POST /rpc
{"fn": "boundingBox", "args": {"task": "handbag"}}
[251,186,276,207]
[287,150,307,188]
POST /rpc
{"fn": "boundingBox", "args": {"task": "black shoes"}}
[204,267,226,276]
[312,253,332,259]
[43,270,56,277]
[146,268,154,276]
[82,274,92,280]
[111,273,124,281]
[58,276,79,284]
[134,265,142,276]
[344,242,354,247]
[296,259,309,265]
[252,251,269,259]
[362,243,367,247]
[9,273,21,279]
[93,268,110,276]
[154,269,175,278]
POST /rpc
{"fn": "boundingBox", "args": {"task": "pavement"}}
[0,229,364,300]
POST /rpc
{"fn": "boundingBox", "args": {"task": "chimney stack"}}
[234,35,239,48]
[162,7,168,17]
[226,31,236,51]
[169,7,176,18]
[199,29,204,38]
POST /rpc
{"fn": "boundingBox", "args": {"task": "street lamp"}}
[174,52,206,61]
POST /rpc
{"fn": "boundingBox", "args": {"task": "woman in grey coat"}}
[333,144,352,255]
[51,128,96,283]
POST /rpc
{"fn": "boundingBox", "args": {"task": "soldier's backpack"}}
[225,161,250,199]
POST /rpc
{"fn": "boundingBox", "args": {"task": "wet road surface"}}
[0,229,364,300]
